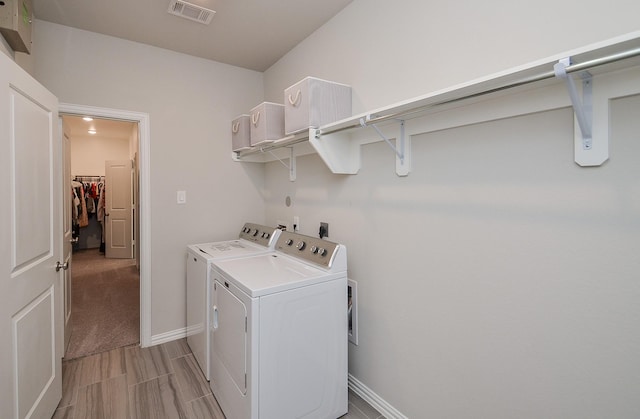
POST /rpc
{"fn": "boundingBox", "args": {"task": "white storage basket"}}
[249,102,285,146]
[231,114,251,151]
[284,77,352,135]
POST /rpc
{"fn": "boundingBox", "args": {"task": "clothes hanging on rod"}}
[76,182,89,228]
[72,176,106,251]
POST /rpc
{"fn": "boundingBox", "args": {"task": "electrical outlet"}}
[319,222,329,238]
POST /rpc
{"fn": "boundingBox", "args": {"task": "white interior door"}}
[0,53,62,418]
[105,160,133,259]
[62,119,73,355]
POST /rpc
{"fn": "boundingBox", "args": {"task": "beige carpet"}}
[65,248,140,360]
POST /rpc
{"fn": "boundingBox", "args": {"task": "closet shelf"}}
[233,31,640,177]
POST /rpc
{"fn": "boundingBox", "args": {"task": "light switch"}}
[177,190,186,204]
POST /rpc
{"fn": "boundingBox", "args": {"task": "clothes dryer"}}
[209,231,348,419]
[186,223,281,380]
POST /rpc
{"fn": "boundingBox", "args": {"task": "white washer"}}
[186,223,281,381]
[209,231,348,419]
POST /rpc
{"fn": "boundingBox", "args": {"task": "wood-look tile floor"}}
[53,338,384,419]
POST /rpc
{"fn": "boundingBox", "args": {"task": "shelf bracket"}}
[289,147,296,182]
[554,58,592,148]
[267,148,296,181]
[309,128,361,174]
[554,57,608,166]
[360,116,411,176]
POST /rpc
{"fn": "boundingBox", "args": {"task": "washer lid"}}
[189,239,267,261]
[213,253,343,297]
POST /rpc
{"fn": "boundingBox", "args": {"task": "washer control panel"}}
[275,231,339,268]
[238,222,281,247]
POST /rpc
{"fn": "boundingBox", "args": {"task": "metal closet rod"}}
[320,46,640,136]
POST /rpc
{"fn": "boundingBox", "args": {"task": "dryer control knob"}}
[263,232,270,239]
[310,246,318,254]
[318,248,327,256]
[285,239,294,246]
[296,241,306,250]
[252,229,259,236]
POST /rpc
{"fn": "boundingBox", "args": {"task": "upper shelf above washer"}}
[233,31,640,177]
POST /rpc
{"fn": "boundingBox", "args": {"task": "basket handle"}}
[288,89,302,106]
[251,111,260,125]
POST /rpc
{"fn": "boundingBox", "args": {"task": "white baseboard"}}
[149,327,187,346]
[348,374,407,419]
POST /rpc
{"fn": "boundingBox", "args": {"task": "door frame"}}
[59,103,152,348]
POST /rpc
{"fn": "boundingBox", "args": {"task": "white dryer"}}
[186,223,281,381]
[209,231,348,419]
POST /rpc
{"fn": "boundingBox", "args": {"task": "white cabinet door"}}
[0,53,62,418]
[105,159,132,259]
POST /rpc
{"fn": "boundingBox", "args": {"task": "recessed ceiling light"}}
[88,129,97,135]
[83,117,93,121]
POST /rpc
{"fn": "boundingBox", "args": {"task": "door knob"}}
[55,261,69,272]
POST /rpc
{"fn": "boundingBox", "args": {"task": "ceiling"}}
[64,115,136,139]
[31,0,353,72]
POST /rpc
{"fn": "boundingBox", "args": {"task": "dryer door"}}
[212,279,247,394]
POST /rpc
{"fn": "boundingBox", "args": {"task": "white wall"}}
[0,35,12,58]
[32,20,267,337]
[263,1,640,417]
[265,0,640,111]
[70,135,129,176]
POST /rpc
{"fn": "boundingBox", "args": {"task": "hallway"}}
[65,249,139,360]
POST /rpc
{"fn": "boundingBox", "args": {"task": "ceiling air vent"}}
[168,0,216,25]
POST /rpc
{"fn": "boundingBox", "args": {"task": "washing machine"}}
[209,230,348,419]
[186,222,281,381]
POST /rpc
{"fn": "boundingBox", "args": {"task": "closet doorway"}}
[62,114,141,359]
